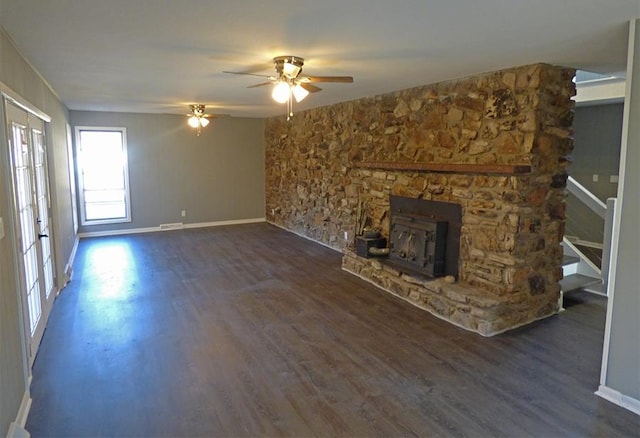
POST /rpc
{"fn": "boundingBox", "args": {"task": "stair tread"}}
[562,255,581,266]
[560,273,601,292]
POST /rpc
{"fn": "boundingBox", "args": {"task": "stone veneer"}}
[265,63,575,336]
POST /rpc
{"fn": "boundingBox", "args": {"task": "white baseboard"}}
[184,218,265,229]
[15,389,31,426]
[78,218,266,238]
[63,235,80,286]
[78,225,160,238]
[8,389,32,437]
[7,423,30,438]
[596,385,640,416]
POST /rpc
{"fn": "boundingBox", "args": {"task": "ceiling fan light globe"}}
[292,84,309,102]
[272,82,290,103]
[188,116,200,128]
[199,117,209,127]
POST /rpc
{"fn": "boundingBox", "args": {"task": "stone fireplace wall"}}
[265,63,575,335]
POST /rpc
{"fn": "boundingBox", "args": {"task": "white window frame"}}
[75,126,131,226]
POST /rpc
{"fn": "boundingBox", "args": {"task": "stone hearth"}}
[342,251,511,335]
[265,63,576,336]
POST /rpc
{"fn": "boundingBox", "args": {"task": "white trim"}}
[65,123,79,234]
[601,198,617,293]
[78,217,266,238]
[600,18,636,390]
[8,389,32,437]
[600,143,622,385]
[574,79,626,106]
[572,240,603,250]
[74,126,131,226]
[63,236,80,286]
[184,218,265,229]
[596,385,640,416]
[1,99,34,430]
[566,176,607,219]
[564,236,603,250]
[79,226,158,238]
[0,82,51,122]
[15,390,31,426]
[7,423,30,438]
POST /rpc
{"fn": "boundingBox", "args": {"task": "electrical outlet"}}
[181,210,186,217]
[610,175,619,183]
[0,217,4,240]
[592,174,599,182]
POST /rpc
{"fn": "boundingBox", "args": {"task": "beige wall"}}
[601,18,640,407]
[1,24,265,432]
[1,28,75,434]
[572,103,623,200]
[69,111,265,234]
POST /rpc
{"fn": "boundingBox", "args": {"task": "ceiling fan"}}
[186,104,227,136]
[224,56,354,119]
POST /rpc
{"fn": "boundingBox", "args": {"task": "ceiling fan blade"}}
[304,75,354,83]
[223,70,274,79]
[300,83,322,93]
[202,114,231,118]
[247,81,274,88]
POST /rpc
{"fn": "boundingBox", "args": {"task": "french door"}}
[5,101,56,366]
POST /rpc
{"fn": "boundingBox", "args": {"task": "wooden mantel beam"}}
[353,161,532,175]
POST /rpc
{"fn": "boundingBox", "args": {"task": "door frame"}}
[2,91,55,368]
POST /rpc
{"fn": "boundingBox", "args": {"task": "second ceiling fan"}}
[224,56,354,119]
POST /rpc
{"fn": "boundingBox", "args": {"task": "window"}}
[75,127,131,225]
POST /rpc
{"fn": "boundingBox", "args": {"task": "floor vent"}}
[159,222,184,230]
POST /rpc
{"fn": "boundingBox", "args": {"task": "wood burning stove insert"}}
[390,214,447,276]
[389,196,461,278]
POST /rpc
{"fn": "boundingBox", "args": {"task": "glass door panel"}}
[5,101,56,365]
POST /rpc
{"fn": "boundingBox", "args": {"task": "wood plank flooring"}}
[26,223,639,437]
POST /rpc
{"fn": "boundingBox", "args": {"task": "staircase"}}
[560,176,616,303]
[561,241,605,295]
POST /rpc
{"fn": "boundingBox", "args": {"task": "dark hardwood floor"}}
[26,223,639,437]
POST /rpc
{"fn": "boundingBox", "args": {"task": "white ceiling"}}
[1,0,638,118]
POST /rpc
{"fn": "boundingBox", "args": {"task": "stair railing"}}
[566,176,616,294]
[567,176,606,218]
[601,197,616,291]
